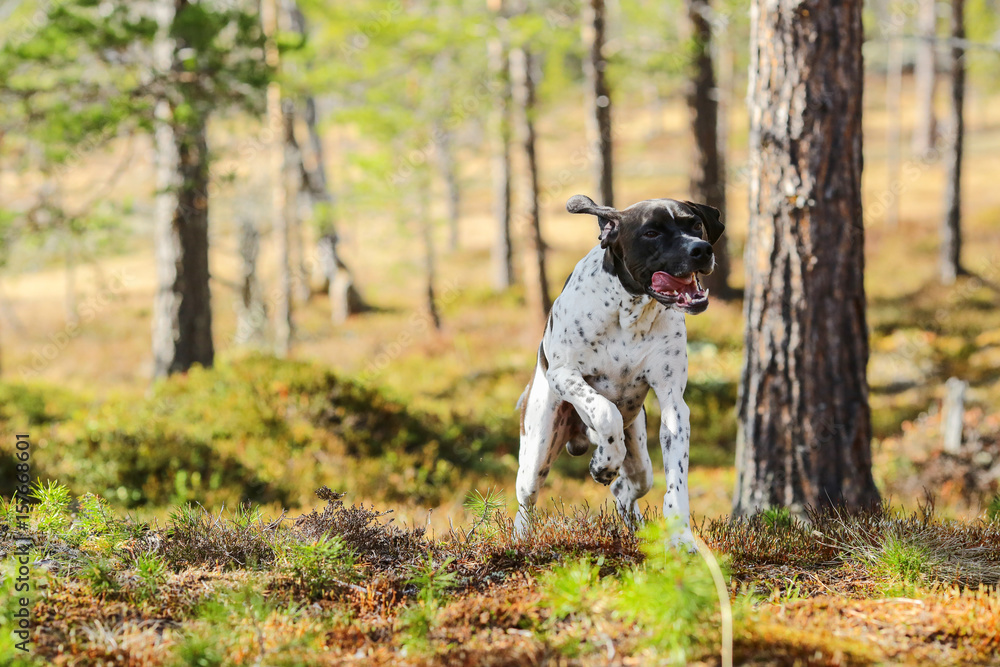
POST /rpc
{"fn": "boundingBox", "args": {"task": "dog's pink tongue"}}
[651,271,695,293]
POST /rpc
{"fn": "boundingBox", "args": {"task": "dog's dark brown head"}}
[566,194,724,314]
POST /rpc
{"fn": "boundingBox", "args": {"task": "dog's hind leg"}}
[514,364,570,536]
[611,406,654,529]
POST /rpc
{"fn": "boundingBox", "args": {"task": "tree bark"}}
[418,181,441,331]
[65,230,78,327]
[734,0,880,516]
[264,0,292,357]
[940,0,964,285]
[488,12,514,290]
[685,0,731,298]
[152,0,215,378]
[235,215,266,345]
[912,0,938,156]
[510,47,551,318]
[316,233,364,325]
[282,97,304,305]
[435,120,461,253]
[299,96,368,320]
[885,30,903,228]
[582,0,614,207]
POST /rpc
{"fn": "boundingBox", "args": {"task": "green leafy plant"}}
[134,553,168,602]
[283,536,356,600]
[82,557,120,596]
[988,494,1000,523]
[761,506,795,531]
[30,480,72,537]
[462,487,505,541]
[398,554,460,651]
[539,521,725,665]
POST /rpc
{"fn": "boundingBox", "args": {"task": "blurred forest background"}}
[0,0,999,528]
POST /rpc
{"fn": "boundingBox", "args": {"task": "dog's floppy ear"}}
[683,201,725,245]
[567,194,622,249]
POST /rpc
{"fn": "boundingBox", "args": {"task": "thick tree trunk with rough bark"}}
[152,0,214,378]
[582,0,613,207]
[941,0,964,285]
[685,0,731,298]
[912,0,939,156]
[510,47,551,318]
[734,0,880,516]
[488,12,514,290]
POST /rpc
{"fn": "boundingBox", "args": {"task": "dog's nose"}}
[689,241,713,261]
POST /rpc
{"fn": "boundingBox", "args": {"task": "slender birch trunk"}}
[236,215,266,345]
[686,0,731,297]
[582,0,614,207]
[913,0,939,156]
[487,6,514,290]
[418,180,441,330]
[263,0,292,357]
[940,0,965,284]
[886,31,903,228]
[510,46,550,318]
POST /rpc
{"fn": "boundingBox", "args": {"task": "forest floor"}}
[2,484,1000,665]
[1,81,1000,664]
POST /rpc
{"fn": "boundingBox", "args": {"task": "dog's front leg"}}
[657,393,696,550]
[546,367,626,485]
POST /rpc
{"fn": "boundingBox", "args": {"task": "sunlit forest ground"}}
[2,78,1000,664]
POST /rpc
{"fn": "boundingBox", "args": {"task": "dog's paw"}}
[667,529,698,554]
[589,459,620,485]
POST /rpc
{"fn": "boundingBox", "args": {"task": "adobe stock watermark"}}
[18,268,135,379]
[11,433,34,653]
[357,279,461,384]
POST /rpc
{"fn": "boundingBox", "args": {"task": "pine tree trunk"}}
[510,47,551,318]
[582,0,614,207]
[912,0,938,156]
[152,0,215,378]
[940,0,964,285]
[734,0,880,516]
[488,13,514,290]
[686,0,731,298]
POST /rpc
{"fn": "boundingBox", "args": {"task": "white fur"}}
[514,245,696,548]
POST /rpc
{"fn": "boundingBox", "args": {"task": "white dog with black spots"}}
[514,194,725,548]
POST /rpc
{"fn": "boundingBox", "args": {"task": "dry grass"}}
[6,487,999,666]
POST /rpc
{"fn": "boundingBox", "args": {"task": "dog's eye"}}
[692,221,703,233]
[642,230,659,239]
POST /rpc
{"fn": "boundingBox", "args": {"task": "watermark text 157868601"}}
[12,433,33,653]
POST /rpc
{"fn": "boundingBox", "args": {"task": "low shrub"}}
[0,354,515,508]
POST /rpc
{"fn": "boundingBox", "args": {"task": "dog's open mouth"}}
[650,271,709,313]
